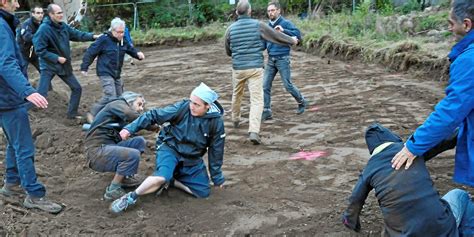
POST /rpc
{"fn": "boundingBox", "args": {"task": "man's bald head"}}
[236,0,251,16]
[47,4,64,23]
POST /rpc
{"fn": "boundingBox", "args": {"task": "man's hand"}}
[137,52,145,60]
[291,36,298,46]
[391,145,416,170]
[274,25,284,32]
[81,71,88,76]
[57,57,67,64]
[119,129,131,140]
[26,93,48,109]
[93,34,102,40]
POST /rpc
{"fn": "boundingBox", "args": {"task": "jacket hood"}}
[365,123,402,155]
[202,100,224,119]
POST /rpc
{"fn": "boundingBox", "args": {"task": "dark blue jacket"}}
[266,16,301,56]
[80,31,140,79]
[0,10,36,111]
[406,30,474,187]
[343,124,458,236]
[124,99,225,186]
[33,16,94,76]
[16,17,40,60]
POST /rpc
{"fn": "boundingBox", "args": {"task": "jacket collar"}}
[106,31,120,42]
[0,9,19,34]
[237,15,251,20]
[44,16,63,29]
[448,30,474,62]
[269,16,282,26]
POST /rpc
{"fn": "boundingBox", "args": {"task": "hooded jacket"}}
[405,30,474,187]
[0,9,36,111]
[124,99,225,186]
[33,16,94,75]
[343,123,458,236]
[16,17,40,60]
[81,31,140,79]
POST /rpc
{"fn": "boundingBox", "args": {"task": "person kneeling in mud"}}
[85,91,147,201]
[110,83,225,213]
[342,123,474,235]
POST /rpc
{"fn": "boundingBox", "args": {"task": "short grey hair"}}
[109,17,126,31]
[236,0,251,16]
[121,91,145,105]
[452,0,474,23]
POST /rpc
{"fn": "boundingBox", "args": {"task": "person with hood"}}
[342,123,474,235]
[84,91,147,201]
[109,82,225,213]
[81,17,145,119]
[391,0,474,188]
[33,3,99,119]
[0,0,62,214]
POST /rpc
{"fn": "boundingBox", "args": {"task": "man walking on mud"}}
[225,0,298,145]
[0,0,62,214]
[33,3,99,120]
[391,0,474,188]
[262,2,306,121]
[17,5,43,74]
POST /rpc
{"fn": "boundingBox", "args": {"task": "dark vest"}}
[228,16,265,70]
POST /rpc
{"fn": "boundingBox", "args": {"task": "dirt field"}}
[0,42,469,235]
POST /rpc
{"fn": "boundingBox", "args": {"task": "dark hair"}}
[268,1,280,9]
[452,0,474,23]
[236,0,251,16]
[31,5,43,12]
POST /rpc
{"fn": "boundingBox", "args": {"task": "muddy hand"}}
[119,129,131,140]
[26,93,48,109]
[391,145,416,170]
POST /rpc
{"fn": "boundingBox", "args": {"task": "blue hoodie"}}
[124,99,225,186]
[0,9,36,111]
[266,16,301,56]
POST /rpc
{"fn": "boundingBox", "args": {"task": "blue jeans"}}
[87,136,146,177]
[263,55,303,112]
[153,144,210,198]
[0,107,46,198]
[38,70,82,118]
[90,75,123,116]
[442,189,474,235]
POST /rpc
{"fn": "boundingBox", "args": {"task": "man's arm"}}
[67,26,94,42]
[280,20,302,40]
[33,27,60,64]
[80,36,103,73]
[224,26,232,57]
[260,22,297,46]
[20,21,34,44]
[341,171,372,232]
[207,119,225,186]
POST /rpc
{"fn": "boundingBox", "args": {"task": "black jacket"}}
[16,17,40,60]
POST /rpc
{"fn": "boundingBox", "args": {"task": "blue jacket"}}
[80,32,140,79]
[406,30,474,187]
[0,10,36,111]
[266,16,301,56]
[16,17,40,60]
[124,99,226,186]
[343,124,458,236]
[33,16,94,75]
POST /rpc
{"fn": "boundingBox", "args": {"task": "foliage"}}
[414,11,448,32]
[395,0,422,14]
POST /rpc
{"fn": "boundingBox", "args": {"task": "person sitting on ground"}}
[84,91,147,201]
[342,123,473,236]
[81,17,144,120]
[109,82,225,213]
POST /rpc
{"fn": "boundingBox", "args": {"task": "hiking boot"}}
[156,182,169,196]
[23,196,63,214]
[122,175,143,188]
[262,110,273,121]
[0,183,24,197]
[249,132,261,145]
[110,192,136,214]
[233,121,240,128]
[296,98,308,114]
[104,185,126,201]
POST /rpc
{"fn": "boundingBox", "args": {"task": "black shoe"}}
[233,121,240,128]
[122,175,143,188]
[249,132,261,145]
[296,99,308,114]
[262,111,273,121]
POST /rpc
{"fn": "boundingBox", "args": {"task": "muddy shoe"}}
[23,196,63,214]
[233,121,240,128]
[296,98,308,115]
[262,110,273,121]
[122,175,143,188]
[0,183,24,197]
[110,192,136,214]
[104,185,126,201]
[248,132,261,145]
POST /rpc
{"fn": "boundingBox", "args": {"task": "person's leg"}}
[263,58,277,116]
[231,69,247,127]
[90,75,116,116]
[37,70,55,98]
[115,78,124,97]
[174,161,211,198]
[443,189,474,235]
[59,73,82,118]
[247,68,264,134]
[276,56,304,106]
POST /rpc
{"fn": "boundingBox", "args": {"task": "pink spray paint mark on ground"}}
[308,106,319,112]
[289,151,328,161]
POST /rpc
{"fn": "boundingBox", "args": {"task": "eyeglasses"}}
[54,11,63,15]
[113,30,125,34]
[267,9,278,12]
[34,12,44,14]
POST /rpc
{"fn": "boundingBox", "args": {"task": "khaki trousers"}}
[231,68,264,134]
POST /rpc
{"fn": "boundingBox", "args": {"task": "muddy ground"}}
[0,42,471,236]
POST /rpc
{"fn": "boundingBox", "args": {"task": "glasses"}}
[267,9,278,12]
[54,11,63,15]
[34,12,44,14]
[114,30,125,34]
